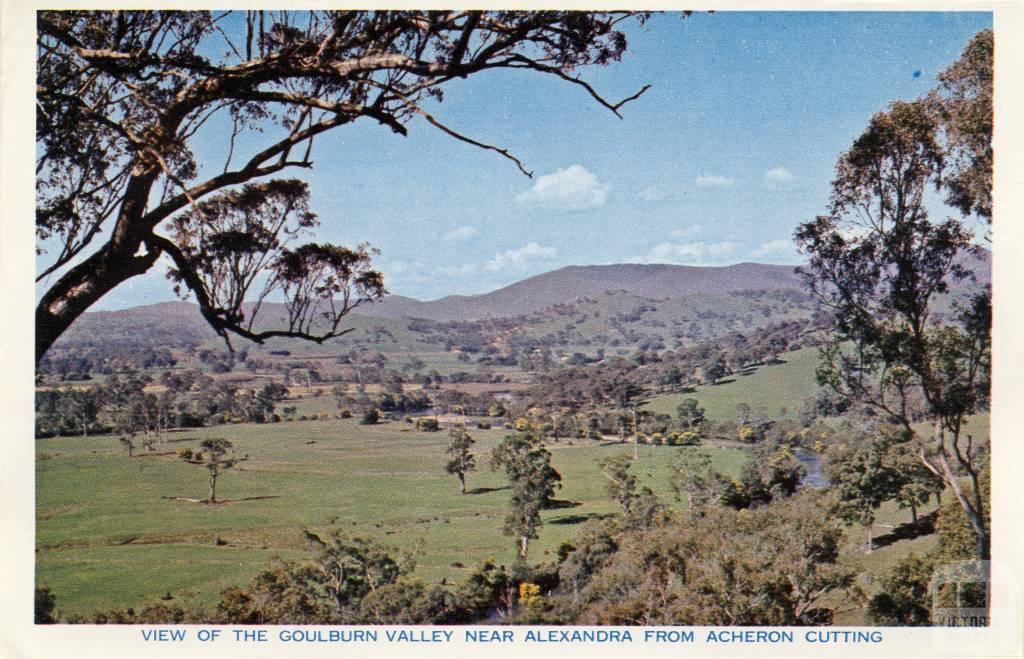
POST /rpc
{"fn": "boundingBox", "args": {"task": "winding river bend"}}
[795,448,830,488]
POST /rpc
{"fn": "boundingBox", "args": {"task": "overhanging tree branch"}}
[36,10,654,361]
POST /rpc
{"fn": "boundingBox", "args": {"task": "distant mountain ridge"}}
[53,252,991,348]
[351,262,808,321]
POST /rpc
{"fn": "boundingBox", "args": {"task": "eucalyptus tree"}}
[796,34,992,560]
[180,438,246,503]
[444,426,476,495]
[491,428,562,560]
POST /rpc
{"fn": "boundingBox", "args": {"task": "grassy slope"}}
[645,346,822,422]
[36,420,745,617]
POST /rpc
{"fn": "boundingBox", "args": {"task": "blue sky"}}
[58,11,992,308]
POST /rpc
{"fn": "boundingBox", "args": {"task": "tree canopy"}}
[795,29,992,561]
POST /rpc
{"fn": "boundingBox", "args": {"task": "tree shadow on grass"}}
[872,510,938,549]
[548,512,615,526]
[544,498,581,510]
[466,486,510,495]
[161,495,282,505]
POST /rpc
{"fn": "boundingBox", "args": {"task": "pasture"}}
[645,347,822,422]
[36,418,746,617]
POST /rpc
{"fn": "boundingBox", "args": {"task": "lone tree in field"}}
[36,10,654,361]
[795,32,992,561]
[491,428,561,561]
[444,427,476,494]
[180,438,246,503]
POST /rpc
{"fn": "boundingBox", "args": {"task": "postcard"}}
[2,2,1022,657]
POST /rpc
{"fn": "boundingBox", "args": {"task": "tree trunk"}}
[866,526,873,554]
[36,242,160,362]
[518,535,529,561]
[927,418,990,561]
[209,470,218,503]
[458,472,466,495]
[632,407,639,459]
[910,501,918,526]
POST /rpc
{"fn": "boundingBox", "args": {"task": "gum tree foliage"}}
[598,453,664,528]
[670,449,720,510]
[930,29,993,222]
[552,493,855,625]
[36,10,654,361]
[829,438,904,552]
[795,34,992,561]
[444,426,476,494]
[180,437,246,503]
[491,429,562,561]
[300,531,415,621]
[215,532,455,624]
[675,398,705,431]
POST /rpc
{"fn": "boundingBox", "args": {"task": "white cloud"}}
[764,166,797,188]
[638,185,670,203]
[751,238,800,263]
[387,260,410,275]
[633,240,736,265]
[670,225,702,239]
[484,242,558,272]
[516,165,607,212]
[443,226,478,243]
[436,262,481,277]
[695,173,735,188]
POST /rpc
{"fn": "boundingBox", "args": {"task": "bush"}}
[677,430,702,446]
[360,409,380,425]
[35,586,57,624]
[416,417,440,432]
[176,448,194,460]
[476,420,491,430]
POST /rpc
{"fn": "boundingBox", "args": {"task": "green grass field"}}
[645,346,822,422]
[36,419,747,618]
[38,339,989,622]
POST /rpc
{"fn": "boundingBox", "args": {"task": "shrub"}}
[677,431,702,446]
[176,448,194,460]
[360,409,380,425]
[738,426,758,442]
[416,417,440,432]
[35,587,57,624]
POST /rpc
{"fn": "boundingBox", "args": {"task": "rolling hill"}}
[49,249,989,354]
[351,262,808,321]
